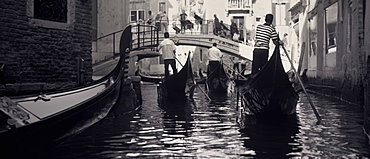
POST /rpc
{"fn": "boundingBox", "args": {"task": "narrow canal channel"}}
[39,83,370,158]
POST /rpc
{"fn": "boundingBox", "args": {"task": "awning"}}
[194,13,203,21]
[288,0,302,12]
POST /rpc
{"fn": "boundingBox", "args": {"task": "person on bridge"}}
[158,32,177,78]
[147,10,154,25]
[213,14,221,36]
[230,19,239,41]
[207,43,223,76]
[252,13,279,74]
[180,10,187,34]
[161,11,169,33]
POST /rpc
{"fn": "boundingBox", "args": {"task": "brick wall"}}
[304,0,366,105]
[0,0,92,94]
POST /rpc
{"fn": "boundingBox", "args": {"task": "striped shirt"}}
[158,38,176,60]
[254,23,278,50]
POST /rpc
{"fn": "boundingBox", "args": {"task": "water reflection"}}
[208,91,231,104]
[296,95,370,158]
[159,100,195,157]
[238,114,301,158]
[160,100,194,136]
[34,83,370,158]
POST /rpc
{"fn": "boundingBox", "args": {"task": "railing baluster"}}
[138,25,140,49]
[156,28,159,47]
[150,26,152,50]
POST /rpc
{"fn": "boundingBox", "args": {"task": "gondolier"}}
[207,43,223,75]
[252,13,279,74]
[206,43,233,94]
[158,32,177,78]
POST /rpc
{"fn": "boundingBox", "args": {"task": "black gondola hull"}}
[0,79,122,157]
[157,55,195,102]
[0,25,134,158]
[206,62,233,94]
[241,44,299,117]
[138,71,163,84]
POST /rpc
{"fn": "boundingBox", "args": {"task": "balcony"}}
[227,0,252,15]
[227,0,252,9]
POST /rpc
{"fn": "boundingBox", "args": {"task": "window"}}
[27,0,75,29]
[243,0,251,8]
[34,0,68,23]
[130,10,145,22]
[130,11,137,22]
[325,2,338,54]
[159,2,166,13]
[309,15,317,56]
[228,0,250,8]
[275,3,286,26]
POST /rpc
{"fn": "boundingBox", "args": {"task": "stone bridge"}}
[92,25,254,77]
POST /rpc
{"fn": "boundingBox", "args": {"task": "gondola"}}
[240,44,299,117]
[157,54,195,102]
[234,74,251,86]
[0,25,133,158]
[206,61,233,94]
[137,70,163,84]
[134,51,164,84]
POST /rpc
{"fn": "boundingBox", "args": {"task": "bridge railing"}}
[92,22,253,76]
[92,24,159,65]
[137,19,253,44]
[131,24,160,51]
[92,24,160,77]
[92,30,122,66]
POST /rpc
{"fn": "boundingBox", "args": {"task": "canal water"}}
[38,83,370,158]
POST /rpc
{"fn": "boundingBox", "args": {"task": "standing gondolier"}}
[207,43,223,76]
[158,32,177,78]
[252,14,280,74]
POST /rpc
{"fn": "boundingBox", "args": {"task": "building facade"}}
[364,0,370,137]
[92,0,130,76]
[288,0,366,104]
[1,0,94,95]
[290,0,370,140]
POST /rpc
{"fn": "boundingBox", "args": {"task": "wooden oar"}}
[222,62,247,80]
[280,44,322,125]
[219,56,243,81]
[174,56,211,101]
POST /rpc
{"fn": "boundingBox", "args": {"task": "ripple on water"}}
[38,84,370,159]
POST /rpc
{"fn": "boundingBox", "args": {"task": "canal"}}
[37,83,370,158]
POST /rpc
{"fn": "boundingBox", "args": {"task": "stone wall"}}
[304,0,366,105]
[0,0,93,94]
[363,0,370,135]
[92,0,130,65]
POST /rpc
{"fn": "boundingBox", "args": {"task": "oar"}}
[221,61,247,80]
[219,56,240,81]
[280,44,322,125]
[174,56,211,101]
[224,63,247,80]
